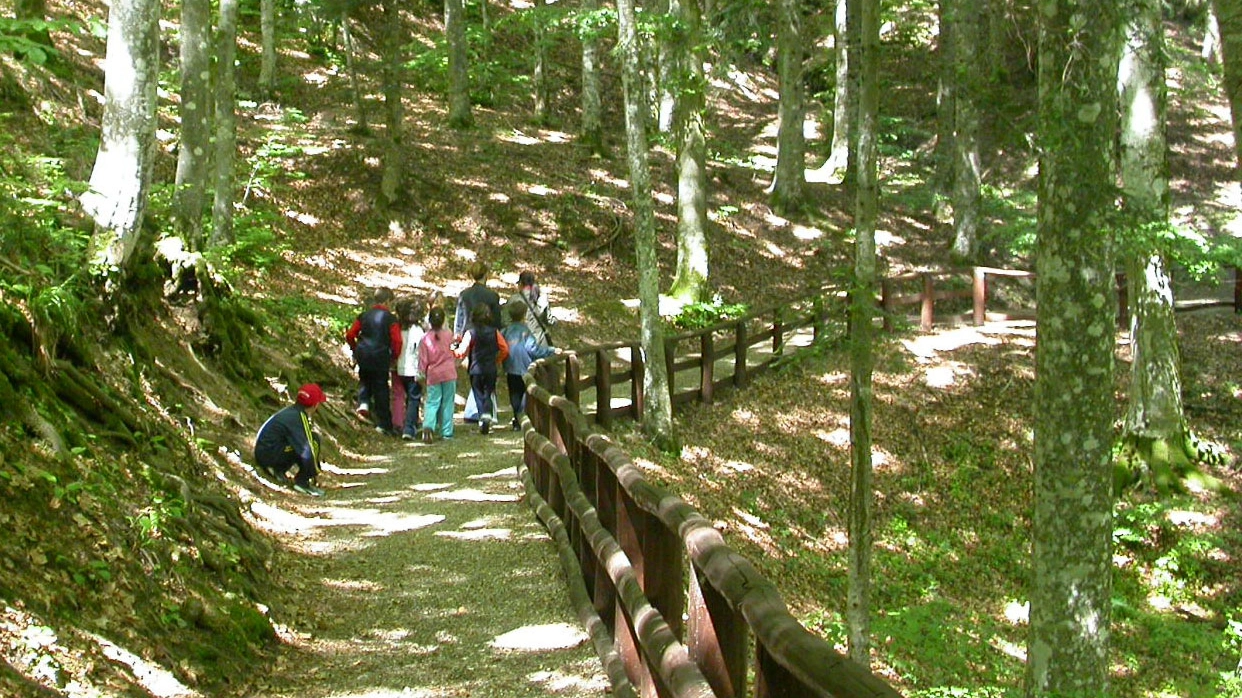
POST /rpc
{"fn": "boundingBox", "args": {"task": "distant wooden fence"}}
[515,263,1240,697]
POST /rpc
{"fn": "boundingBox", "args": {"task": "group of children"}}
[253,266,556,497]
[346,265,557,442]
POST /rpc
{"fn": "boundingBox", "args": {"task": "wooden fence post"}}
[595,347,613,428]
[688,564,748,698]
[700,331,714,404]
[920,272,934,331]
[566,352,582,406]
[972,267,986,326]
[733,320,748,388]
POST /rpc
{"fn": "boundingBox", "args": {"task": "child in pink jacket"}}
[417,306,458,441]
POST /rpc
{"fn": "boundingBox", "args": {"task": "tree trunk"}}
[259,0,276,99]
[209,0,240,249]
[379,0,405,207]
[579,0,605,155]
[174,0,212,250]
[81,0,160,281]
[931,0,955,208]
[533,0,550,124]
[949,0,981,261]
[616,0,676,451]
[1120,0,1186,469]
[847,0,879,667]
[769,0,805,214]
[341,15,369,132]
[1214,0,1242,170]
[809,0,850,184]
[446,0,473,128]
[1026,0,1121,693]
[669,0,709,303]
[655,0,676,134]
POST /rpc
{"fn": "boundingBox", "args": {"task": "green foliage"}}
[130,494,187,546]
[978,184,1038,258]
[669,297,748,330]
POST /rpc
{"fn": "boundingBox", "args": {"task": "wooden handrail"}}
[520,382,901,697]
[518,263,1240,697]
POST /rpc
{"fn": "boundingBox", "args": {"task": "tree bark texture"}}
[380,0,405,206]
[81,0,160,276]
[210,0,240,249]
[669,0,710,303]
[1119,0,1183,445]
[1212,0,1242,170]
[447,0,473,128]
[616,0,676,450]
[174,0,212,250]
[1026,0,1121,693]
[260,0,276,98]
[847,0,879,668]
[820,0,851,183]
[770,0,805,213]
[949,0,982,260]
[579,0,605,155]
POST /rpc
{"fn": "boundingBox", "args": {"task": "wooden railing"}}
[515,263,1241,697]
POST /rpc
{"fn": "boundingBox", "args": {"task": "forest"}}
[1,0,1241,694]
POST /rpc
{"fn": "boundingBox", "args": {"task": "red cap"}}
[296,384,327,407]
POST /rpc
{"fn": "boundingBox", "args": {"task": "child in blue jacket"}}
[501,302,556,431]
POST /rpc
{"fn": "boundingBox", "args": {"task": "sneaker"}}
[480,419,490,435]
[355,404,370,422]
[293,483,325,497]
[512,418,521,432]
[421,429,434,443]
[402,431,415,441]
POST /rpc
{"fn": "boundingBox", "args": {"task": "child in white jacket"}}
[395,298,427,440]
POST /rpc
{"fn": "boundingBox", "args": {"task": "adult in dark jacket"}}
[345,287,403,436]
[453,260,503,422]
[255,383,328,496]
[454,261,503,340]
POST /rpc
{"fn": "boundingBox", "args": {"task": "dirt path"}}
[244,422,609,698]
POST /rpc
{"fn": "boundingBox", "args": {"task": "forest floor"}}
[3,3,1242,697]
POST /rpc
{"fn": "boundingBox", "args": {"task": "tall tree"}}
[174,0,212,250]
[446,0,473,128]
[769,0,804,214]
[1026,0,1121,693]
[259,0,276,98]
[533,0,551,124]
[808,0,850,184]
[80,0,160,282]
[1214,0,1242,170]
[341,13,369,131]
[1118,0,1188,480]
[616,0,676,450]
[668,0,710,302]
[209,0,240,248]
[948,0,982,260]
[578,0,605,155]
[379,0,405,207]
[846,0,879,666]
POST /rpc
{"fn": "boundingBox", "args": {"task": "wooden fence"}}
[515,263,1240,697]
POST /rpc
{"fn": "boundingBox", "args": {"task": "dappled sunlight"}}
[470,467,517,480]
[527,665,612,694]
[426,488,521,503]
[491,623,588,651]
[324,577,384,593]
[0,604,202,697]
[436,527,512,541]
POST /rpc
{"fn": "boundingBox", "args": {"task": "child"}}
[454,304,509,435]
[418,306,458,442]
[502,302,556,431]
[254,384,327,496]
[345,288,402,436]
[394,298,427,440]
